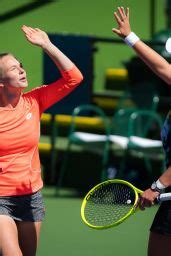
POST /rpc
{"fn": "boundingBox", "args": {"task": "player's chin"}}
[19,81,28,88]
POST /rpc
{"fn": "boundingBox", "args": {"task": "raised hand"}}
[21,25,51,48]
[112,7,131,38]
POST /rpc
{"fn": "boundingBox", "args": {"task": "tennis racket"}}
[81,179,171,230]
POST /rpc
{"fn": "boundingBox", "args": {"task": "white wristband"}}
[156,179,166,190]
[124,32,140,47]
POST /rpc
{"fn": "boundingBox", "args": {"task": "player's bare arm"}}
[112,7,171,85]
[22,25,74,71]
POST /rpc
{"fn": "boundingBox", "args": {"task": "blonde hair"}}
[0,53,14,79]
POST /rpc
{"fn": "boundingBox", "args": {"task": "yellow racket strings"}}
[84,183,136,227]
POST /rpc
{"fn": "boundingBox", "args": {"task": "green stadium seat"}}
[56,104,110,191]
[110,109,164,181]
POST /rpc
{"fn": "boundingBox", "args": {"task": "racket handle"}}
[158,192,171,202]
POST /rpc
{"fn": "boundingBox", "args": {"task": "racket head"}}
[81,179,142,229]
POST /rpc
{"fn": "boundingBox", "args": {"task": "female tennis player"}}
[0,26,83,256]
[113,6,171,256]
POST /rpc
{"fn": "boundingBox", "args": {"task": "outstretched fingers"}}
[126,7,129,19]
[22,25,38,35]
[112,28,122,36]
[112,6,131,38]
[114,7,129,24]
[113,11,122,25]
[118,6,127,20]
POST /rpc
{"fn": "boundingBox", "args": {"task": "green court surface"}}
[37,187,158,256]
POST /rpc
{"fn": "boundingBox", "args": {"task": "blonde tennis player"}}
[0,26,83,256]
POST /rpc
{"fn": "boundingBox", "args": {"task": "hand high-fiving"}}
[112,7,131,38]
[21,25,51,48]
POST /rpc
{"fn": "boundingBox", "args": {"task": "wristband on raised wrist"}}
[156,179,166,190]
[124,32,140,47]
[151,179,166,193]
